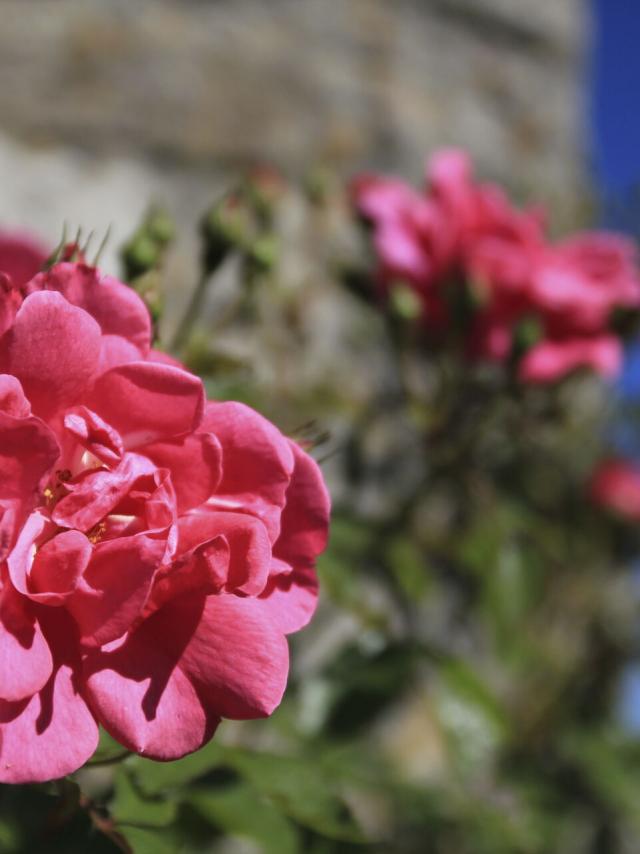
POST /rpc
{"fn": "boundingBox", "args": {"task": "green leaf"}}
[190,783,300,854]
[385,535,429,601]
[120,826,180,854]
[562,728,640,828]
[222,748,365,842]
[482,542,539,654]
[436,659,507,773]
[316,516,376,615]
[111,769,177,828]
[131,740,227,796]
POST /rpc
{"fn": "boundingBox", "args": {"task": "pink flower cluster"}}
[589,458,640,521]
[352,150,640,382]
[0,238,330,783]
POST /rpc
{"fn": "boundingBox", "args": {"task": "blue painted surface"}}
[592,1,640,732]
[591,0,640,200]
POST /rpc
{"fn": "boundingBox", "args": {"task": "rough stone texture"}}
[0,0,585,234]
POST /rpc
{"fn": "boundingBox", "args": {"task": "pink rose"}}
[428,149,545,297]
[351,150,640,385]
[518,334,621,383]
[589,458,640,521]
[529,233,640,334]
[0,262,330,783]
[349,173,456,303]
[0,231,48,289]
[514,234,640,383]
[466,306,518,363]
[351,151,545,336]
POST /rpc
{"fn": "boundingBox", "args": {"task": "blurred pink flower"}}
[352,149,640,383]
[428,148,545,297]
[530,233,640,334]
[589,458,640,521]
[518,335,621,383]
[350,173,455,294]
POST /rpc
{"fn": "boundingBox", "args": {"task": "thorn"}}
[44,222,69,269]
[81,229,95,259]
[94,224,112,267]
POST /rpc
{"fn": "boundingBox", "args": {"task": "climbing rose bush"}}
[351,149,640,382]
[0,261,330,783]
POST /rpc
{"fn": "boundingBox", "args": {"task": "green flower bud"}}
[121,233,160,280]
[389,281,423,321]
[146,207,175,247]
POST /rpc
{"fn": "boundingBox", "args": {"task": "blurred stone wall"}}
[0,0,586,258]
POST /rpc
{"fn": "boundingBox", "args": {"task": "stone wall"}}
[0,0,586,256]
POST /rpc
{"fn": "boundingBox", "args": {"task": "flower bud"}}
[244,165,286,227]
[246,234,279,276]
[512,315,542,358]
[121,233,160,280]
[389,281,423,321]
[146,206,175,247]
[131,270,164,326]
[200,192,253,274]
[121,206,174,282]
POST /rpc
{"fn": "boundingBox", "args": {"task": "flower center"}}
[42,469,72,508]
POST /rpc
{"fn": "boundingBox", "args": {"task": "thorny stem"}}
[78,792,133,854]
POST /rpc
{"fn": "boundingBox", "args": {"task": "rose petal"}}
[274,441,331,572]
[84,592,289,760]
[178,510,271,596]
[176,594,290,719]
[67,530,169,648]
[29,530,93,605]
[0,415,59,561]
[258,566,319,634]
[0,232,48,289]
[63,406,124,467]
[52,454,153,533]
[0,607,98,783]
[519,335,622,383]
[143,432,223,513]
[83,362,205,449]
[83,595,222,760]
[0,585,53,702]
[0,374,30,418]
[202,402,294,542]
[99,335,145,373]
[0,291,102,418]
[27,263,151,354]
[0,274,22,337]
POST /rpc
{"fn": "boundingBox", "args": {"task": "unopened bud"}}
[121,233,160,280]
[146,207,175,247]
[513,315,542,357]
[247,234,279,275]
[389,281,423,321]
[245,165,285,226]
[200,192,254,274]
[304,166,332,207]
[132,270,164,326]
